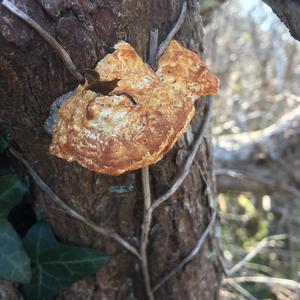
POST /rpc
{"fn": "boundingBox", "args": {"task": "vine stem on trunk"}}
[1,0,84,82]
[150,96,214,212]
[140,2,189,298]
[9,147,141,260]
[149,106,216,291]
[155,1,187,60]
[153,210,217,292]
[140,28,159,300]
[141,166,155,300]
[139,98,214,293]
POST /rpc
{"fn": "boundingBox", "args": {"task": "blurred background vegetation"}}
[205,0,300,299]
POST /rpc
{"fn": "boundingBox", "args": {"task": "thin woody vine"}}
[0,1,219,300]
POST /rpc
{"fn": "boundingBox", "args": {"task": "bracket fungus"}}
[49,40,219,175]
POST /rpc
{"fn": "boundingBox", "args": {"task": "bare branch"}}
[2,0,84,82]
[285,202,299,283]
[262,0,300,41]
[215,168,300,199]
[214,106,300,165]
[228,234,287,276]
[226,280,259,300]
[156,2,187,60]
[9,147,141,260]
[214,106,300,196]
[224,276,300,290]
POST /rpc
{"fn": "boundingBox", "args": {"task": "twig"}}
[2,0,84,82]
[218,255,230,277]
[228,234,287,276]
[272,205,300,226]
[224,276,300,290]
[156,1,187,60]
[153,210,217,292]
[141,167,154,300]
[150,96,214,212]
[147,28,159,65]
[271,285,298,300]
[195,160,216,210]
[284,202,300,299]
[285,202,299,282]
[139,28,159,300]
[227,280,259,300]
[9,147,141,260]
[148,29,159,66]
[215,168,300,199]
[244,263,273,274]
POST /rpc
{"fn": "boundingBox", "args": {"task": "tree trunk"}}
[0,1,221,299]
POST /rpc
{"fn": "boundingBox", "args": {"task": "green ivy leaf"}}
[0,222,31,283]
[0,175,28,219]
[22,221,110,300]
[0,175,31,283]
[0,137,8,154]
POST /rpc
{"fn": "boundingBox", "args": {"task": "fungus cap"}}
[49,40,219,175]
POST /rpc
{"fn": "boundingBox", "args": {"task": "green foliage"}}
[238,194,255,215]
[221,193,269,249]
[22,221,109,300]
[0,174,31,283]
[0,222,31,283]
[219,191,296,298]
[296,202,300,219]
[0,137,109,298]
[244,283,274,299]
[0,175,28,219]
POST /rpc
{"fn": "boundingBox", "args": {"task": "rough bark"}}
[0,1,221,299]
[214,107,300,196]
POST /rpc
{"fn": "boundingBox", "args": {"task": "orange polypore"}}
[49,40,219,175]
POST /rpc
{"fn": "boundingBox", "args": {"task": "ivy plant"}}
[0,136,110,299]
[0,174,31,283]
[22,221,109,300]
